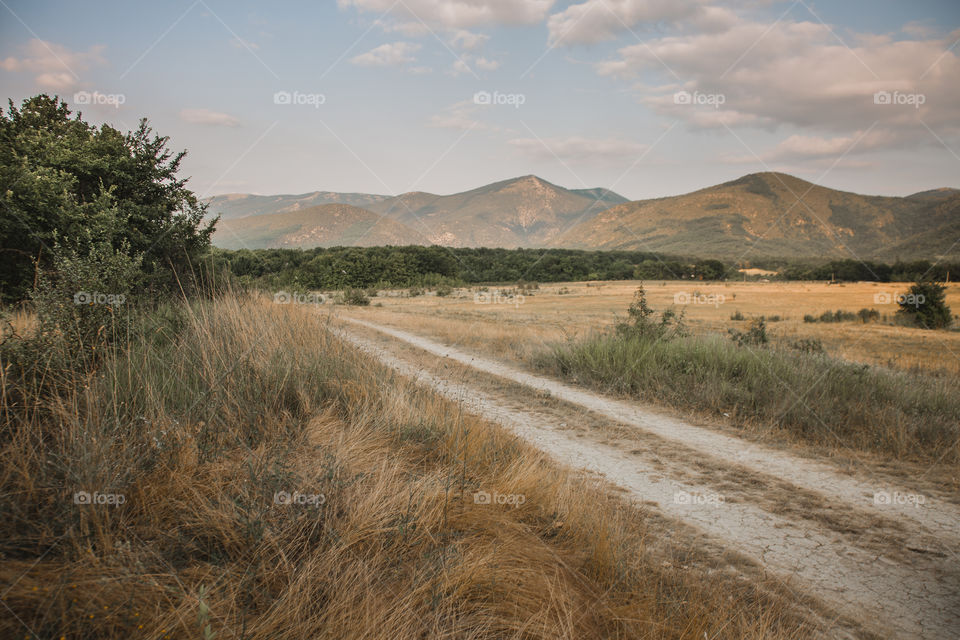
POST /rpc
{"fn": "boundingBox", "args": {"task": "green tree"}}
[897,281,952,329]
[0,94,216,302]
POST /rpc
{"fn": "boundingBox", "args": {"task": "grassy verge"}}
[532,315,960,465]
[0,294,813,639]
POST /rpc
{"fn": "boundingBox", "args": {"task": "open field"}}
[335,316,960,638]
[2,295,823,639]
[340,280,960,376]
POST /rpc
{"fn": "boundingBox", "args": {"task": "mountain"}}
[362,175,629,247]
[551,172,960,261]
[207,173,958,260]
[209,175,628,249]
[213,204,427,250]
[207,191,391,220]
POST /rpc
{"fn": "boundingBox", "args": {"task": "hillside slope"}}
[208,191,391,220]
[213,204,427,249]
[364,175,629,247]
[552,172,959,260]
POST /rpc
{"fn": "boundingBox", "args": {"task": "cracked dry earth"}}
[335,316,960,640]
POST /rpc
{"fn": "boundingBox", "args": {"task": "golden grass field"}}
[342,280,960,376]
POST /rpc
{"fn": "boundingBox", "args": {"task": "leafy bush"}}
[897,281,952,329]
[728,318,768,346]
[790,338,825,354]
[615,286,686,341]
[341,288,371,306]
[0,95,215,303]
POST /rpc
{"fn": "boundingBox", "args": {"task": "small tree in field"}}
[897,281,951,329]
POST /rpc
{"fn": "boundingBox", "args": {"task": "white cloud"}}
[179,108,241,127]
[449,29,489,51]
[509,136,648,163]
[338,0,554,29]
[475,57,500,71]
[547,0,712,46]
[429,100,493,130]
[597,18,960,153]
[1,39,106,91]
[350,41,421,66]
[448,58,473,76]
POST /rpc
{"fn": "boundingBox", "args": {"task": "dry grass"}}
[0,294,816,639]
[346,280,960,376]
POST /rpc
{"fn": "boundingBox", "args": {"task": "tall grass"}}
[0,294,812,639]
[533,327,960,464]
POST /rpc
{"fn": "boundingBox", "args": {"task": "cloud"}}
[350,41,421,66]
[597,17,960,150]
[429,101,493,130]
[509,136,648,163]
[449,29,489,51]
[475,57,500,71]
[338,0,554,29]
[179,108,241,127]
[1,39,106,91]
[547,0,723,46]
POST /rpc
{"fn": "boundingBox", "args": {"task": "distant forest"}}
[210,246,958,290]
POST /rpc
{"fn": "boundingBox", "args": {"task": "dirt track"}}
[338,317,960,639]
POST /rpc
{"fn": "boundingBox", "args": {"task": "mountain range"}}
[208,173,959,261]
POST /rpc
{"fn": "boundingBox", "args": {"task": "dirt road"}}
[338,317,960,639]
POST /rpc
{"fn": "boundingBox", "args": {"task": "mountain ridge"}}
[209,173,958,260]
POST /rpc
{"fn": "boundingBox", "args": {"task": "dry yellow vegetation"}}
[341,280,960,376]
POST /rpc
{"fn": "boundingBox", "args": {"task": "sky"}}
[1,0,958,201]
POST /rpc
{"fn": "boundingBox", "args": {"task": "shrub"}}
[790,338,825,354]
[728,318,768,346]
[897,281,952,329]
[730,310,745,321]
[615,285,686,341]
[341,288,370,306]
